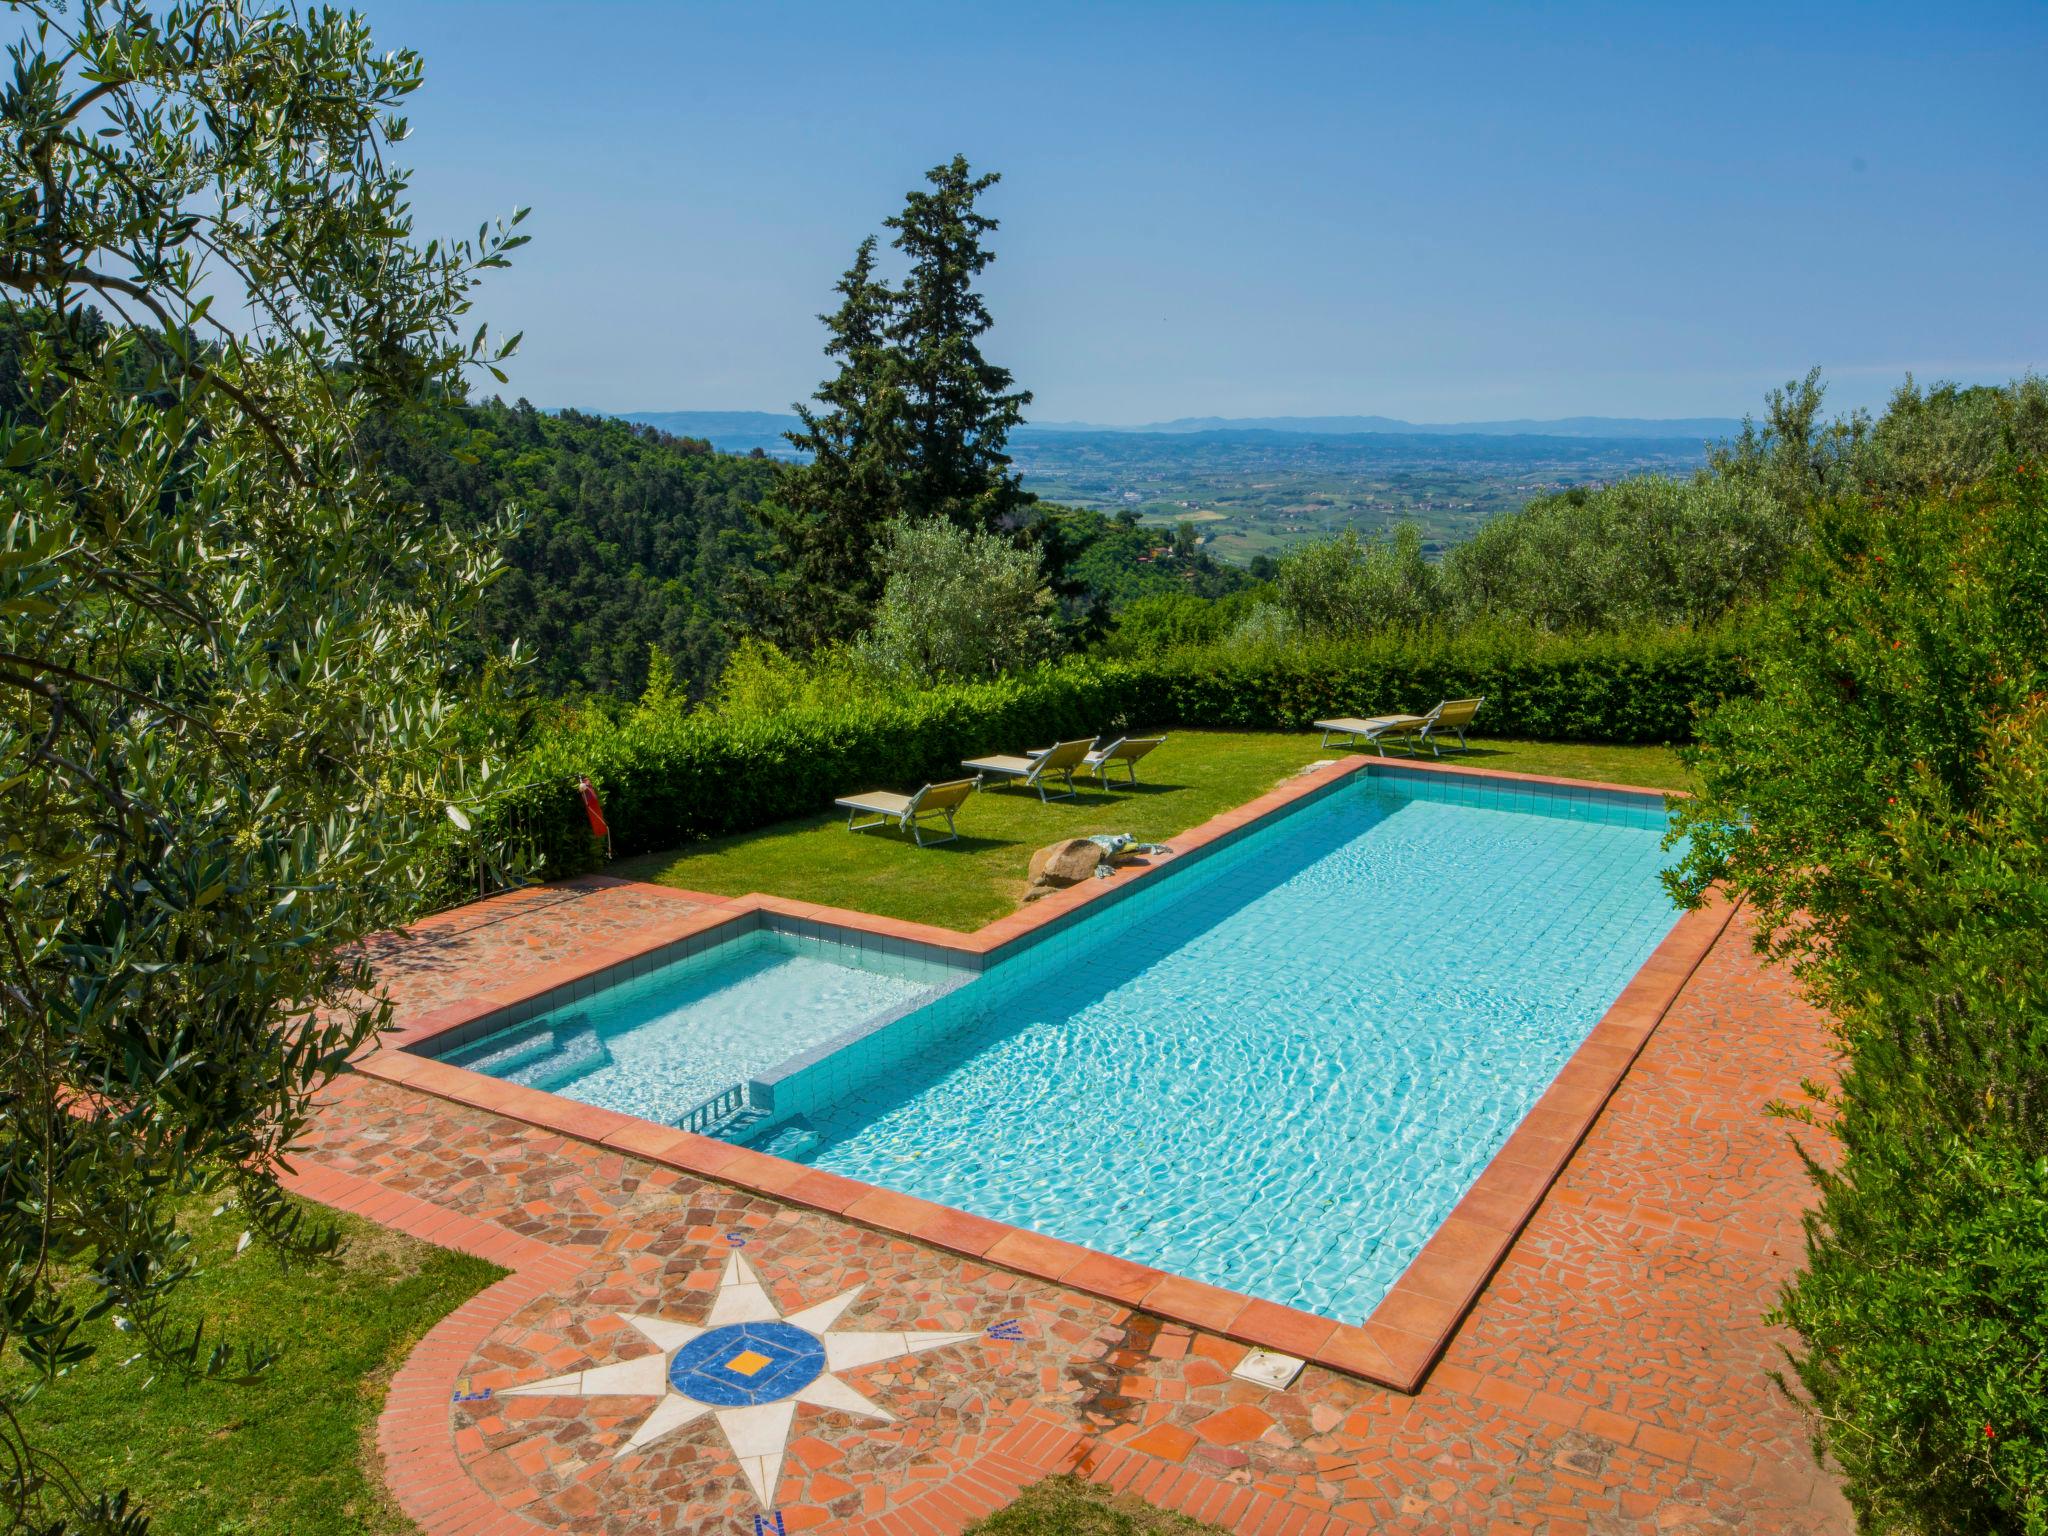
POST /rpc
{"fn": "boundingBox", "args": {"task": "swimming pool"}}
[431,767,1681,1326]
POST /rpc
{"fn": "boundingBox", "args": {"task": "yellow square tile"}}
[725,1349,772,1377]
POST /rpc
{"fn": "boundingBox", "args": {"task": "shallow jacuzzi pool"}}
[428,766,1681,1324]
[438,928,966,1130]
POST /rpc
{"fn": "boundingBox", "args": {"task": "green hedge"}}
[1669,470,2048,1531]
[1125,625,1747,742]
[456,625,1748,890]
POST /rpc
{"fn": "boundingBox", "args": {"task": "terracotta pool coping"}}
[355,754,1728,1394]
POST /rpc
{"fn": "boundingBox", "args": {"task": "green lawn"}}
[967,1476,1229,1535]
[616,729,1692,931]
[7,1197,501,1536]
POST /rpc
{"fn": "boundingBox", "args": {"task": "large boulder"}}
[1023,837,1104,901]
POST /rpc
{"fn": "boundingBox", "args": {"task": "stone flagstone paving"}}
[294,876,1852,1534]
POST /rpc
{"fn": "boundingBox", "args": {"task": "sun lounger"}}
[1316,711,1435,754]
[835,778,978,846]
[1080,735,1166,785]
[1316,698,1483,757]
[962,738,1095,801]
[1419,697,1484,754]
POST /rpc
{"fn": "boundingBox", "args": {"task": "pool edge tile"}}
[843,1188,1012,1258]
[1061,1251,1170,1307]
[1228,1298,1340,1360]
[984,1227,1100,1280]
[1140,1273,1252,1334]
[1355,886,1741,1390]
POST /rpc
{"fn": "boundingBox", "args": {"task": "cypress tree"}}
[752,237,908,647]
[884,155,1034,532]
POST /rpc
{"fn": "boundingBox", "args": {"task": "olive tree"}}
[1234,523,1444,646]
[857,516,1056,681]
[0,3,525,1528]
[1442,475,1797,632]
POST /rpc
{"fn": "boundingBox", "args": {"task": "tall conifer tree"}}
[885,155,1034,532]
[752,156,1038,648]
[753,237,907,647]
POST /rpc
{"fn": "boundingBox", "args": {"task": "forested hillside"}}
[1040,505,1255,607]
[373,398,779,697]
[370,397,1249,700]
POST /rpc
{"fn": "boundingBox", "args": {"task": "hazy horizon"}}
[601,406,1754,439]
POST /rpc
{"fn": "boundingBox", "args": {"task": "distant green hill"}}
[375,398,779,699]
[612,407,1745,448]
[376,400,1252,701]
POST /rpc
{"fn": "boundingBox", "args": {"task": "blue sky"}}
[375,1,2047,423]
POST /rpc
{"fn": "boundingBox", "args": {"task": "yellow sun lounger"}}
[835,778,978,846]
[1080,735,1166,785]
[961,737,1096,802]
[1316,698,1483,756]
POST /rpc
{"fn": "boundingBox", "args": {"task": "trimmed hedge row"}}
[463,626,1749,889]
[1117,626,1746,743]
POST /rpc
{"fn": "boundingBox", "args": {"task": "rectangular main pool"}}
[432,767,1681,1325]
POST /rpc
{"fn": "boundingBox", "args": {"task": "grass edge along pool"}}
[416,763,1682,1325]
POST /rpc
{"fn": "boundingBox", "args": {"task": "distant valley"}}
[606,408,1732,562]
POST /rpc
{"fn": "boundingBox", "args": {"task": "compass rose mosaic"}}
[502,1249,979,1505]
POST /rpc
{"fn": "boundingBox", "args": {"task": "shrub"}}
[1098,590,1263,657]
[448,623,1748,894]
[857,516,1059,682]
[703,636,880,717]
[1670,468,2048,1532]
[1261,523,1445,639]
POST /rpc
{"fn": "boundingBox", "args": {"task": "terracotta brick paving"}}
[296,872,1850,1534]
[354,875,715,1020]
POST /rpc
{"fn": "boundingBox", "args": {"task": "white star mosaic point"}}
[625,1314,705,1352]
[620,1394,711,1455]
[792,1372,892,1422]
[502,1248,980,1507]
[783,1282,865,1334]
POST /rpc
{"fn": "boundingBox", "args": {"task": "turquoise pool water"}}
[760,773,1680,1322]
[442,769,1680,1324]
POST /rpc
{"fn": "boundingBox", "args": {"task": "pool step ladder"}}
[674,1085,820,1156]
[676,1081,756,1136]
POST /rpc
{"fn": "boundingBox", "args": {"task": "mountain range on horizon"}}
[603,408,1746,452]
[1017,412,1746,440]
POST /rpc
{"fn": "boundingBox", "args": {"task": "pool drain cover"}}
[1233,1349,1306,1389]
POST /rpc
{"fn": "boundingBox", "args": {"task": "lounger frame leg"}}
[1035,773,1077,802]
[847,810,890,834]
[910,809,959,848]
